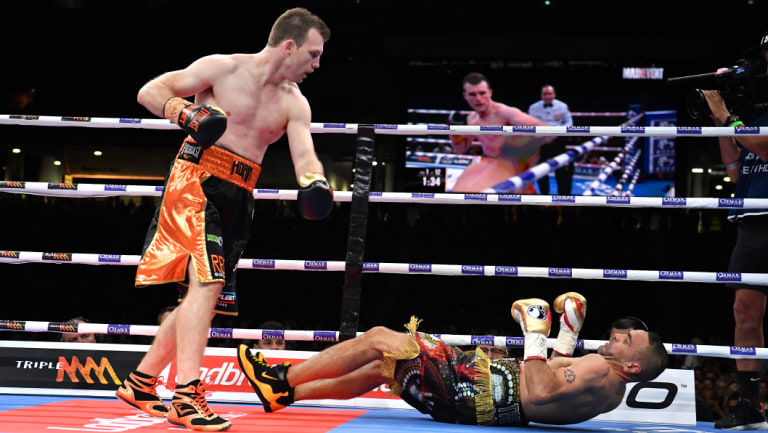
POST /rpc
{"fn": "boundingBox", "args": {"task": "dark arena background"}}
[1,0,767,354]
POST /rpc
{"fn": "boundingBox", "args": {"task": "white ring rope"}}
[612,152,643,196]
[0,320,763,359]
[620,169,643,197]
[407,108,630,117]
[0,114,764,137]
[583,137,639,196]
[1,251,766,286]
[483,113,645,193]
[1,181,764,209]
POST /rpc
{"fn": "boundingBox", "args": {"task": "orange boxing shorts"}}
[136,137,261,316]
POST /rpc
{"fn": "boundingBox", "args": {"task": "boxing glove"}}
[297,173,333,220]
[163,97,227,148]
[511,298,551,361]
[552,292,587,357]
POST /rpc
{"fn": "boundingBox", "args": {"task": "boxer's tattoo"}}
[563,368,576,384]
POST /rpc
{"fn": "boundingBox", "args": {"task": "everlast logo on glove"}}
[179,140,203,164]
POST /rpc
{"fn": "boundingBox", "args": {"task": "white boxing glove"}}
[552,292,587,357]
[511,298,551,361]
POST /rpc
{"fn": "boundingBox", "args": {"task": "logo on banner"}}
[412,192,434,199]
[48,183,77,190]
[552,195,576,203]
[0,181,25,189]
[408,263,432,273]
[566,126,590,133]
[718,198,744,208]
[363,262,380,271]
[603,269,628,279]
[735,126,760,134]
[505,337,524,347]
[427,124,449,130]
[252,259,275,269]
[0,251,20,259]
[48,322,77,332]
[676,126,702,134]
[548,268,572,278]
[1,320,24,330]
[662,197,686,206]
[606,196,631,204]
[119,118,141,124]
[464,193,488,201]
[107,325,130,335]
[659,271,684,280]
[498,194,522,202]
[62,116,91,122]
[461,265,484,275]
[104,184,127,191]
[626,382,678,409]
[495,266,518,276]
[730,346,757,355]
[98,254,121,263]
[313,331,337,342]
[10,114,39,120]
[717,272,742,282]
[57,356,122,385]
[304,261,327,270]
[512,126,536,133]
[480,125,503,131]
[621,126,645,134]
[43,252,72,261]
[471,336,494,345]
[671,344,697,353]
[210,328,233,339]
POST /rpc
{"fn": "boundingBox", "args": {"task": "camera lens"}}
[686,89,711,119]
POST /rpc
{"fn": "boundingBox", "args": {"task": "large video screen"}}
[402,64,678,197]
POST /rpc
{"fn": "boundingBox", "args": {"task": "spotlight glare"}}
[53,160,62,166]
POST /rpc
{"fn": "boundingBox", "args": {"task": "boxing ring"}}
[2,113,768,432]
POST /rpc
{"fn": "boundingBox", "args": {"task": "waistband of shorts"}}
[176,137,261,190]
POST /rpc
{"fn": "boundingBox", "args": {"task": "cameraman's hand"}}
[701,90,730,123]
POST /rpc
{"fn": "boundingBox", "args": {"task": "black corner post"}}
[339,124,375,341]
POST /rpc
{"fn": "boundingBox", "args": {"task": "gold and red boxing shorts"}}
[135,137,260,316]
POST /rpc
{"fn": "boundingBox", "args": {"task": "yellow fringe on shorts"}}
[382,316,422,396]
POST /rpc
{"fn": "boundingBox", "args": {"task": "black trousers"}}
[537,136,574,195]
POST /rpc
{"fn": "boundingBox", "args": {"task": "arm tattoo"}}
[563,368,576,384]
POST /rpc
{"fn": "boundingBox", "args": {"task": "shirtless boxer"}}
[451,73,554,193]
[237,292,668,427]
[115,8,333,431]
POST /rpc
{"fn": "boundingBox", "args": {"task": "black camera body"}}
[667,57,768,122]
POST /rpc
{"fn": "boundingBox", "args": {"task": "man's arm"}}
[702,89,768,160]
[524,355,608,405]
[286,90,333,220]
[137,55,235,117]
[286,92,324,180]
[500,105,549,127]
[561,104,573,127]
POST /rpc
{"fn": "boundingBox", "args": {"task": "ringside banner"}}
[0,341,695,425]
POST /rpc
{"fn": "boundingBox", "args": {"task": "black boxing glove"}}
[297,173,333,220]
[163,97,227,148]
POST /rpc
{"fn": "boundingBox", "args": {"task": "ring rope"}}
[1,114,764,137]
[1,320,764,359]
[407,108,630,117]
[0,182,763,209]
[484,114,644,193]
[1,251,765,285]
[582,137,640,196]
[620,169,642,196]
[611,151,643,196]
